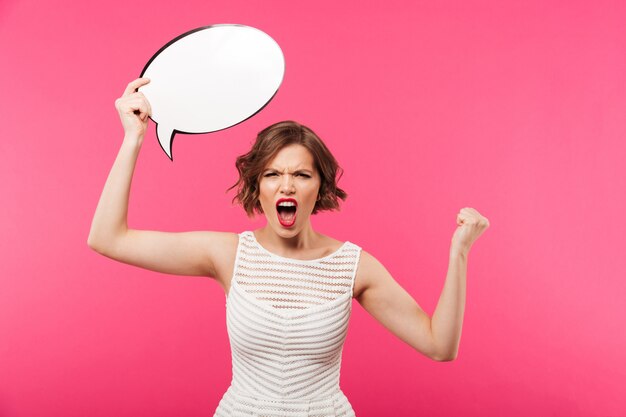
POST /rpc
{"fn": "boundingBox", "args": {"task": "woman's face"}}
[258,144,321,236]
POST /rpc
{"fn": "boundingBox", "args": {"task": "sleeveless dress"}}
[213,231,362,417]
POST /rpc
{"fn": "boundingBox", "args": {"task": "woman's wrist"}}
[122,133,144,148]
[450,243,469,259]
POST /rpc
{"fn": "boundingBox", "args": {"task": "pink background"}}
[1,1,625,416]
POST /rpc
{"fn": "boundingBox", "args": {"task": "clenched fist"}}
[451,207,490,255]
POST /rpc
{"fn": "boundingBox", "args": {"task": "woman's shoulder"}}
[351,248,385,299]
[310,233,367,259]
[323,234,345,246]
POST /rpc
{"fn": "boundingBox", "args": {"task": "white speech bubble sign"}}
[138,24,285,160]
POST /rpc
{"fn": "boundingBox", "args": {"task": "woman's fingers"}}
[132,102,150,120]
[128,100,150,120]
[117,93,151,114]
[451,207,490,253]
[123,77,150,97]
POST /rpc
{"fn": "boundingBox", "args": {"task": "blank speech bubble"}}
[138,25,285,160]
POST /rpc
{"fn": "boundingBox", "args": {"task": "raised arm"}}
[88,78,151,253]
[354,208,489,361]
[87,78,236,280]
[355,250,445,361]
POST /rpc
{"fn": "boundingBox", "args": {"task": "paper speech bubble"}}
[138,25,285,160]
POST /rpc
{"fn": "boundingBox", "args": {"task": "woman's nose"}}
[280,175,295,193]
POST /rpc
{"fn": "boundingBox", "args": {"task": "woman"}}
[88,78,490,416]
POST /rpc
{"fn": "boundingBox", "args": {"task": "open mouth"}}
[276,199,297,226]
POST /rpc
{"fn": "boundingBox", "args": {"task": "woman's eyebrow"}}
[264,168,313,173]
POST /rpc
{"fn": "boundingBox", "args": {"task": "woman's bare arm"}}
[355,250,444,361]
[87,78,234,279]
[355,208,489,361]
[354,248,466,361]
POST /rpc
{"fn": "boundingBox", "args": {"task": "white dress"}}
[213,231,362,417]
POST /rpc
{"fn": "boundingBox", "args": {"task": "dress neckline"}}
[248,231,350,263]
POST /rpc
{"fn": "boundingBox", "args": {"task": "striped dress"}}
[214,230,362,417]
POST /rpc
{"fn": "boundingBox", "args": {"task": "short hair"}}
[227,120,347,218]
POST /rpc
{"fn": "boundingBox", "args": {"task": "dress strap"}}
[346,242,362,298]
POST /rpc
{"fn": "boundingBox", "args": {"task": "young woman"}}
[88,78,490,416]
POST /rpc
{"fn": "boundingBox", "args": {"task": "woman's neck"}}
[254,223,320,254]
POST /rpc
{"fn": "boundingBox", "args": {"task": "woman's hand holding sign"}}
[114,78,152,145]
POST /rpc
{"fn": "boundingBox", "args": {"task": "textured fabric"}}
[214,231,362,417]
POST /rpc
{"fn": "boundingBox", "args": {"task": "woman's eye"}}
[264,172,310,178]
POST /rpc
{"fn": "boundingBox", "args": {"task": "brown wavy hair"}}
[227,120,347,218]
